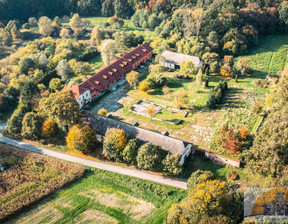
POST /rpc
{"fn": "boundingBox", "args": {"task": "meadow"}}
[0,144,85,222]
[235,35,288,77]
[5,168,186,224]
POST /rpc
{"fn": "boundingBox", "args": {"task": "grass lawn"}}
[6,168,186,224]
[0,144,84,222]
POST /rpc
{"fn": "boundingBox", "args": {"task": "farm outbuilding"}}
[159,51,202,71]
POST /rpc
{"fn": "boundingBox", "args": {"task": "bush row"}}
[206,81,228,109]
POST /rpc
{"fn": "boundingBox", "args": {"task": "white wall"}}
[179,144,192,166]
[77,90,91,109]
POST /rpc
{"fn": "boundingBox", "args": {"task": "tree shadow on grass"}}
[218,87,244,109]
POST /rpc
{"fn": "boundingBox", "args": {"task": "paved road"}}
[0,123,187,189]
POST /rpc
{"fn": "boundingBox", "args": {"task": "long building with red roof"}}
[67,43,153,108]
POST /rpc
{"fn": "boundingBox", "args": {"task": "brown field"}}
[0,144,85,222]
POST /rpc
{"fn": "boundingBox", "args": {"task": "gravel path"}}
[0,123,187,189]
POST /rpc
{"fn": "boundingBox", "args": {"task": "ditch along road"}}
[0,123,187,190]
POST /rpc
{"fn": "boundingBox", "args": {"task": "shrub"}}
[137,143,166,171]
[206,92,217,109]
[187,170,215,189]
[139,81,149,92]
[66,124,97,154]
[41,120,57,138]
[102,128,128,160]
[19,58,35,75]
[162,154,183,176]
[122,139,139,164]
[97,108,108,116]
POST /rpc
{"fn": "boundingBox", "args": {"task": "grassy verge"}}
[6,168,186,224]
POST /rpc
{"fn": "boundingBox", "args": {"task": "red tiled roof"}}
[67,43,153,102]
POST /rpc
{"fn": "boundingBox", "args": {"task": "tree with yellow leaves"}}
[145,105,157,120]
[41,120,57,138]
[97,108,108,116]
[103,128,128,160]
[167,179,242,223]
[66,124,97,154]
[126,70,140,88]
[139,81,149,92]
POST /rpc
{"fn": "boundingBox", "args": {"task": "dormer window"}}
[128,59,132,62]
[95,81,99,85]
[112,69,117,72]
[108,71,113,75]
[120,64,124,67]
[142,49,147,52]
[103,75,108,79]
[123,61,128,65]
[135,53,140,57]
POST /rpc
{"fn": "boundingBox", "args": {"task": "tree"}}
[19,58,35,75]
[163,154,182,176]
[73,62,91,76]
[56,59,72,80]
[220,64,232,77]
[91,26,103,46]
[21,112,42,140]
[238,126,250,140]
[41,120,57,138]
[167,180,232,224]
[100,39,118,65]
[101,0,115,17]
[126,71,140,88]
[49,78,62,92]
[150,64,165,73]
[196,69,203,87]
[7,109,24,136]
[237,58,250,75]
[139,81,149,92]
[103,128,128,160]
[20,81,40,106]
[162,85,170,95]
[147,73,167,88]
[60,28,70,39]
[114,0,134,19]
[70,13,83,36]
[174,89,187,109]
[66,124,97,154]
[145,105,157,120]
[206,92,216,109]
[279,1,288,25]
[122,139,139,164]
[97,108,108,116]
[38,16,54,36]
[37,91,81,130]
[136,143,166,171]
[187,170,214,189]
[28,17,38,27]
[180,61,195,77]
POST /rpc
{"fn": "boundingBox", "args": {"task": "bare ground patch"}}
[79,189,155,221]
[75,209,117,224]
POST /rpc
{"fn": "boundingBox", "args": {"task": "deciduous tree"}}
[66,124,97,154]
[38,16,54,37]
[126,71,140,88]
[21,112,43,140]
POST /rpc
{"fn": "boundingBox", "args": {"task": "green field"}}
[6,169,186,224]
[235,35,288,77]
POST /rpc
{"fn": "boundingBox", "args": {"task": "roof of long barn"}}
[85,112,190,155]
[67,43,153,100]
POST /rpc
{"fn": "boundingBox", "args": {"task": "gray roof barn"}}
[160,51,202,68]
[85,112,190,156]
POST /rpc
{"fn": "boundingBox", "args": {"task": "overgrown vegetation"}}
[0,144,84,222]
